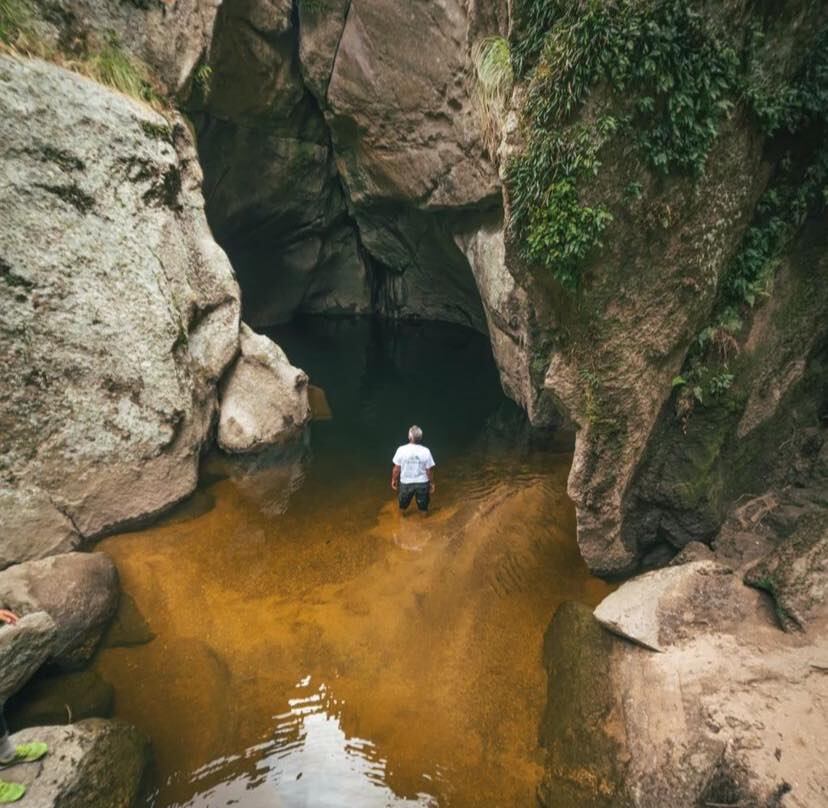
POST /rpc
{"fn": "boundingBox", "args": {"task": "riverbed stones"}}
[218,324,311,454]
[7,719,149,808]
[0,612,57,704]
[0,55,241,561]
[0,553,119,669]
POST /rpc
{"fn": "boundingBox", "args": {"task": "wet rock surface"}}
[6,719,149,808]
[0,552,119,669]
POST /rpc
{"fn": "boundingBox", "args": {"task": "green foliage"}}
[0,0,32,46]
[675,141,827,421]
[507,0,741,289]
[471,36,514,155]
[719,147,828,323]
[745,28,828,136]
[298,0,327,13]
[508,116,616,288]
[194,63,212,95]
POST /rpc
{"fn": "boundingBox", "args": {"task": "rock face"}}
[0,553,119,669]
[0,612,57,704]
[506,2,828,576]
[744,508,828,631]
[32,0,218,94]
[0,55,241,563]
[542,564,828,807]
[191,0,506,334]
[8,719,149,808]
[218,324,311,453]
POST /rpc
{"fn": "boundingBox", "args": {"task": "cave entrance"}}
[90,316,610,807]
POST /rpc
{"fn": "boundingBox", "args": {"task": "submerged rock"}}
[0,552,119,669]
[0,56,241,564]
[7,719,149,808]
[0,612,57,704]
[101,591,155,649]
[218,324,311,454]
[6,670,114,731]
[538,602,632,808]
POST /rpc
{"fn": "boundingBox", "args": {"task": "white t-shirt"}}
[392,443,436,484]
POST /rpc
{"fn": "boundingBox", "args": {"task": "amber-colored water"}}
[94,319,612,808]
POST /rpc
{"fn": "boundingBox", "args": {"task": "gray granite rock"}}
[7,719,149,807]
[0,553,119,669]
[0,612,57,704]
[0,56,241,564]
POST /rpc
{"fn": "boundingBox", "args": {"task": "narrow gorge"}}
[0,0,826,806]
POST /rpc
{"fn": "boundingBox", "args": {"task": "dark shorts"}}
[399,482,430,511]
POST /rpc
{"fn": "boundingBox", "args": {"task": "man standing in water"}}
[391,425,436,515]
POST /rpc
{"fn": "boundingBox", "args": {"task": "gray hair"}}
[408,425,423,443]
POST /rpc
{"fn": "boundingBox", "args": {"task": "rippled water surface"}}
[94,319,612,807]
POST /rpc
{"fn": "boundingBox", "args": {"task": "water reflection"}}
[172,677,436,808]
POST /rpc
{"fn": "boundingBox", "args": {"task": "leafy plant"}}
[506,0,742,289]
[471,35,513,156]
[194,63,213,95]
[745,28,828,136]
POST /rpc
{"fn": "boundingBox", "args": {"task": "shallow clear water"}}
[94,318,612,807]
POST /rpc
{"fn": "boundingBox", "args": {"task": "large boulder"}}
[538,602,632,808]
[0,56,241,566]
[218,324,311,453]
[541,563,828,807]
[0,612,57,704]
[7,719,149,808]
[0,552,119,669]
[325,0,497,208]
[593,561,747,652]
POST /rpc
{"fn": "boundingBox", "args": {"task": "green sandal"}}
[0,742,48,767]
[0,780,25,803]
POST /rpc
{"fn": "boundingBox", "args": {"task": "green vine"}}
[507,0,741,289]
[671,26,828,422]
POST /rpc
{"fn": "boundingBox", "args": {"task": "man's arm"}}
[427,466,435,493]
[391,464,401,490]
[0,610,18,625]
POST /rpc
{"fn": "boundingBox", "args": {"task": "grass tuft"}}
[81,34,158,103]
[0,0,34,49]
[471,35,513,157]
